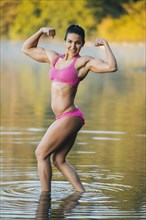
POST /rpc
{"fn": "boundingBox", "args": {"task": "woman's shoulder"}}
[76,55,93,66]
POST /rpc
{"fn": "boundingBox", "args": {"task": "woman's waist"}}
[52,104,78,117]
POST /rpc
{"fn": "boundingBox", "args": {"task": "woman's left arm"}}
[87,38,118,73]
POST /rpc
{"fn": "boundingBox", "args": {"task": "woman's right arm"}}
[21,27,57,63]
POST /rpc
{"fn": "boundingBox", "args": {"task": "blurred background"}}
[0,0,146,219]
[0,0,145,42]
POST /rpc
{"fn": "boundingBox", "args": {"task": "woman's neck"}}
[63,53,79,61]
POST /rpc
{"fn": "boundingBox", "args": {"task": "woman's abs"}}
[51,83,77,116]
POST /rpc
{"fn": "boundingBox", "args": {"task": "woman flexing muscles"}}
[22,25,117,192]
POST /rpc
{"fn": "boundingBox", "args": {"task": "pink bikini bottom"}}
[56,108,85,125]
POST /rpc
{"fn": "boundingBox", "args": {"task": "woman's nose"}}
[71,43,76,49]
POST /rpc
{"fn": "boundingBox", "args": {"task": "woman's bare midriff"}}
[51,82,77,116]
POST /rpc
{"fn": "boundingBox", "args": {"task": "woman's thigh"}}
[36,116,83,158]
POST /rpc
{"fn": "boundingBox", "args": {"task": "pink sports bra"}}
[49,54,80,87]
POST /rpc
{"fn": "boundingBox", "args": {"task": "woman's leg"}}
[35,116,84,192]
[52,134,85,192]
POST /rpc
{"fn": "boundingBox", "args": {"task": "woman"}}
[22,24,117,192]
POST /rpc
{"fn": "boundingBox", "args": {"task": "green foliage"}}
[8,0,43,39]
[3,0,96,39]
[0,0,145,41]
[85,0,138,19]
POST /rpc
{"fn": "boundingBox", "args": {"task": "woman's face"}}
[65,33,83,57]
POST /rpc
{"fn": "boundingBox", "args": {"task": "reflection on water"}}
[1,41,146,219]
[36,191,84,219]
[0,177,144,219]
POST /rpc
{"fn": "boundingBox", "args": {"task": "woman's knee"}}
[52,154,65,168]
[52,154,58,167]
[35,148,43,161]
[35,146,50,161]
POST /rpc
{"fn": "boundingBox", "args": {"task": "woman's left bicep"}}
[87,58,110,73]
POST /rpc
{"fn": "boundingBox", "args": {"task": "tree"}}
[0,0,21,38]
[97,0,145,42]
[0,0,144,41]
[85,0,140,19]
[8,0,96,39]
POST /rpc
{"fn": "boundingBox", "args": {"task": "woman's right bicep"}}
[23,47,51,63]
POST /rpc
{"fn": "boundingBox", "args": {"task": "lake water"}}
[1,41,145,219]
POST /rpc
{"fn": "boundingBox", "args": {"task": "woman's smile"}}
[65,33,83,57]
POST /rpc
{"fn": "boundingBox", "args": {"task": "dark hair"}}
[64,24,85,44]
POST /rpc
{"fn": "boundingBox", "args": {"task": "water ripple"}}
[0,179,139,219]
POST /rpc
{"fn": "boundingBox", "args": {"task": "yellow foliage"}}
[97,0,145,42]
[1,0,145,42]
[8,0,96,39]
